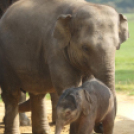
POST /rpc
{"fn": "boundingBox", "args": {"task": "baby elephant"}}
[55,79,115,134]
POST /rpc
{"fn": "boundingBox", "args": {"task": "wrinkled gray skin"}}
[0,0,31,126]
[0,0,58,125]
[0,0,128,133]
[56,79,114,134]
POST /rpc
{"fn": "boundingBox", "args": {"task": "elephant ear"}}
[69,93,78,109]
[58,88,73,104]
[118,14,129,50]
[82,89,91,115]
[52,14,72,46]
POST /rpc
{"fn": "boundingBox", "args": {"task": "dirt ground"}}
[0,93,134,134]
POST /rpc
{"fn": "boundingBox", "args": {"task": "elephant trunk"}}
[94,53,116,115]
[93,51,116,96]
[95,66,115,96]
[55,120,64,134]
[96,69,117,116]
[50,93,59,124]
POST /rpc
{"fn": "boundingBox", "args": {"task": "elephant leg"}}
[30,94,50,134]
[50,92,59,124]
[70,120,94,134]
[2,91,20,134]
[19,91,30,126]
[102,110,114,134]
[19,98,31,112]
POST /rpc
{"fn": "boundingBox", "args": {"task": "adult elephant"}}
[0,0,59,125]
[0,0,31,126]
[0,0,18,17]
[0,0,129,134]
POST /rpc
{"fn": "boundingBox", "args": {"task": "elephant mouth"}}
[64,116,77,126]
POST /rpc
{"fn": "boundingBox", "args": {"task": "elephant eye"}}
[82,45,89,52]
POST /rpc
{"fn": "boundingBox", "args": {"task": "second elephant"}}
[56,79,114,134]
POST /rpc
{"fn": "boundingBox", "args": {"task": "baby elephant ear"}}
[118,14,129,50]
[52,14,72,46]
[82,89,91,115]
[84,89,91,102]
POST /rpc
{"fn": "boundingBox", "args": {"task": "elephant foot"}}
[33,128,51,134]
[42,129,51,134]
[19,113,31,126]
[32,119,51,134]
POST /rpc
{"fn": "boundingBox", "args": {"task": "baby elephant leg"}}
[102,110,115,134]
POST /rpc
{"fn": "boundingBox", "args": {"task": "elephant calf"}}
[56,79,114,134]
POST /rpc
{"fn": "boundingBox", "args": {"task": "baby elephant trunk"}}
[55,120,64,134]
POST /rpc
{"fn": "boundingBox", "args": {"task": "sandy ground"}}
[0,93,134,134]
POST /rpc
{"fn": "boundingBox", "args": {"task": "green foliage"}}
[46,94,51,100]
[86,0,134,13]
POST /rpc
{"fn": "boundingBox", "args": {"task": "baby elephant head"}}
[55,88,92,134]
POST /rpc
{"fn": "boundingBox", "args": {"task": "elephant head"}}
[53,5,129,95]
[55,87,93,134]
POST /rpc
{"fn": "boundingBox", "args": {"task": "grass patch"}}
[115,13,134,95]
[45,94,51,100]
[128,90,134,96]
[124,13,134,22]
